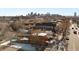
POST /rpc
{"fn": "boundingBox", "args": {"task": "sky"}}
[0,8,79,16]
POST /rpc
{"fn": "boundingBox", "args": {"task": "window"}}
[73,31,77,34]
[76,28,78,30]
[72,28,74,29]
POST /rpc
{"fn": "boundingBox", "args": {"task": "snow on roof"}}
[20,37,29,40]
[1,41,10,46]
[38,33,47,36]
[10,45,22,49]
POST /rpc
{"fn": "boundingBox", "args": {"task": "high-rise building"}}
[74,12,77,16]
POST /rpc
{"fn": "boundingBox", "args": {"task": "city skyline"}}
[0,8,79,16]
